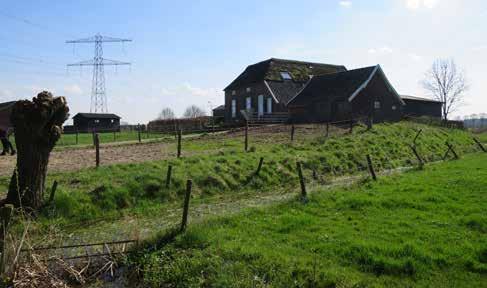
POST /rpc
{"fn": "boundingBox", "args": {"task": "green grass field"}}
[131,153,487,287]
[0,121,477,228]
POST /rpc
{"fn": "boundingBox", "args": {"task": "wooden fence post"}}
[367,116,373,130]
[326,122,330,137]
[75,129,79,145]
[49,180,58,203]
[349,120,354,134]
[92,129,96,146]
[413,129,423,145]
[255,157,264,176]
[138,124,142,143]
[473,137,486,152]
[180,179,192,232]
[95,133,100,168]
[366,155,377,181]
[296,161,307,202]
[165,165,172,188]
[177,129,182,158]
[244,122,249,152]
[409,144,424,168]
[0,204,13,275]
[445,142,459,160]
[291,125,295,142]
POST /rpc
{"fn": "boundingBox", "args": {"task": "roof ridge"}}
[269,58,345,68]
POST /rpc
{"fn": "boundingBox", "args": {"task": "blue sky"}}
[0,0,486,124]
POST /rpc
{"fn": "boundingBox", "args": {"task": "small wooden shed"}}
[73,113,121,132]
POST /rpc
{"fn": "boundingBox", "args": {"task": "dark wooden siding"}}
[402,99,442,118]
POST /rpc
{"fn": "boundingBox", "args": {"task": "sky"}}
[0,0,486,124]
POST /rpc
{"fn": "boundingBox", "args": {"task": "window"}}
[392,105,397,111]
[280,71,292,80]
[232,90,236,96]
[374,101,381,109]
[246,87,251,93]
[267,98,273,114]
[94,119,100,124]
[246,97,252,110]
[231,99,237,118]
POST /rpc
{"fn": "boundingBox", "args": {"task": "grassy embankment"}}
[130,153,487,287]
[0,122,479,229]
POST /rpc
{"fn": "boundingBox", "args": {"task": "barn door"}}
[258,95,264,117]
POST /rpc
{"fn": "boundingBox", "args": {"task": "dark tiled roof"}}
[266,80,307,104]
[287,66,377,106]
[224,58,347,91]
[212,105,225,111]
[73,113,121,119]
[0,101,16,111]
[401,95,443,103]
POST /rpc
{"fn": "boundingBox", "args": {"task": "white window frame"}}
[267,98,273,114]
[246,97,252,110]
[374,101,381,109]
[280,71,292,80]
[231,99,237,118]
[392,105,397,111]
[246,87,251,93]
[232,90,236,96]
[258,95,264,117]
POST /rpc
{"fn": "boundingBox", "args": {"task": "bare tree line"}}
[157,105,207,120]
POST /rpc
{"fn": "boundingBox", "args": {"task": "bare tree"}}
[422,59,468,120]
[158,107,175,120]
[183,105,206,118]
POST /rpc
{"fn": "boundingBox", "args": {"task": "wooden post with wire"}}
[297,161,307,202]
[409,144,424,169]
[49,180,58,203]
[95,133,100,167]
[245,122,249,151]
[0,204,13,274]
[255,157,264,176]
[291,125,295,142]
[326,122,330,137]
[366,155,377,181]
[413,129,423,145]
[444,142,459,160]
[165,165,172,188]
[137,124,142,143]
[177,129,182,158]
[473,137,486,152]
[349,120,354,134]
[180,179,192,232]
[75,129,79,145]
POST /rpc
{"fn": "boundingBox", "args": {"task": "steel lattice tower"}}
[67,34,131,113]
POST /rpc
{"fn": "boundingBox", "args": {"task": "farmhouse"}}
[223,58,443,124]
[73,113,121,132]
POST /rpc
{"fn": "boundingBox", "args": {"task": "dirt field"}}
[0,141,199,177]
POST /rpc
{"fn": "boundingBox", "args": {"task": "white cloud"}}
[406,0,440,10]
[63,84,83,96]
[368,46,393,54]
[408,53,422,61]
[339,1,352,8]
[160,83,223,116]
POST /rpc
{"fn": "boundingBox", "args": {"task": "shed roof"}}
[224,58,347,92]
[401,95,443,103]
[73,113,121,119]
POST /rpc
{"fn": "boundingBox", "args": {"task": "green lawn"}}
[133,153,487,287]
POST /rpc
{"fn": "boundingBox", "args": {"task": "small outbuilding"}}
[401,95,443,119]
[73,113,121,132]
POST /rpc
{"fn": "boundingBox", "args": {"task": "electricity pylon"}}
[67,34,131,113]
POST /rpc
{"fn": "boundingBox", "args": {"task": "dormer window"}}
[280,71,292,80]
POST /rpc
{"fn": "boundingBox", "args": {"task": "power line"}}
[67,34,132,113]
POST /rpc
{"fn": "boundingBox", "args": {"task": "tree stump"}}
[5,91,69,211]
